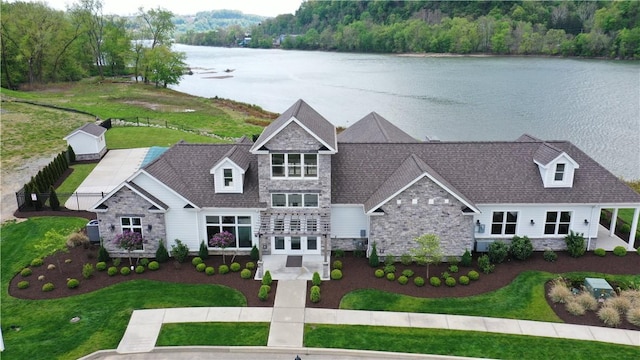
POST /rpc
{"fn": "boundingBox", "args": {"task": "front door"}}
[271,236,320,255]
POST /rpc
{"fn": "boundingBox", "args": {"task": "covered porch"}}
[600,207,639,251]
[593,224,635,251]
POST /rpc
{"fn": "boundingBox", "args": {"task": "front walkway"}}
[110,280,639,358]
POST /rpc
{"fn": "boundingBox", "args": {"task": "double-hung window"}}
[491,211,518,235]
[544,211,571,235]
[271,153,318,178]
[554,163,565,181]
[223,168,233,187]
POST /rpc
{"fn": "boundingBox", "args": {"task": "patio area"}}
[594,224,633,251]
[258,255,328,281]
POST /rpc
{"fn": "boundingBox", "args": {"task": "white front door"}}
[271,236,320,255]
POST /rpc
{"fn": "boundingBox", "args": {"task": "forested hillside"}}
[181,0,640,59]
[172,10,264,35]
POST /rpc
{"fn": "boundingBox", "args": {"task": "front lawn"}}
[157,322,269,346]
[105,126,227,149]
[0,217,247,360]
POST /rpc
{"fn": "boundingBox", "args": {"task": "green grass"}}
[0,217,248,360]
[304,325,639,359]
[340,271,640,322]
[105,127,226,149]
[56,163,98,194]
[157,323,269,346]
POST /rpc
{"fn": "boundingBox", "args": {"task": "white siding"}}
[67,132,105,156]
[331,205,369,238]
[474,204,598,240]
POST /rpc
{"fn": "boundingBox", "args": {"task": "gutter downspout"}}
[587,205,595,251]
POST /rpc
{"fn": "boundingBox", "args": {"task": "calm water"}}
[171,44,640,180]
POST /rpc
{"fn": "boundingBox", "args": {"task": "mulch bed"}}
[9,246,640,330]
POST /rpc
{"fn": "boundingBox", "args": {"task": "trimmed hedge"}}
[67,278,80,289]
[240,268,252,279]
[331,269,343,280]
[414,276,425,287]
[148,261,160,270]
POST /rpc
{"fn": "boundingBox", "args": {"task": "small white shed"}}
[64,123,107,161]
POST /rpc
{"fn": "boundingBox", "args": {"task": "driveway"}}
[64,148,149,211]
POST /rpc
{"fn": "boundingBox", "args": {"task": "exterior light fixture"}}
[109,224,115,232]
[530,219,535,225]
[147,224,153,231]
[584,219,589,225]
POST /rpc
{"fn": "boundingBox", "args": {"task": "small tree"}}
[369,242,380,267]
[209,231,235,264]
[410,233,443,279]
[48,185,60,210]
[155,240,170,262]
[198,240,209,259]
[112,231,144,265]
[67,145,76,163]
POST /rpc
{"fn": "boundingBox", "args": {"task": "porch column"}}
[628,207,639,251]
[609,208,619,236]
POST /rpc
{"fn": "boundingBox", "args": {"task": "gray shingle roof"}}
[216,145,251,172]
[127,182,168,210]
[338,112,418,143]
[533,142,564,165]
[251,99,337,152]
[332,141,640,205]
[66,123,106,138]
[143,143,264,208]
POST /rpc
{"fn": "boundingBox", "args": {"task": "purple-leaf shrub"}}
[113,231,144,251]
[209,231,235,249]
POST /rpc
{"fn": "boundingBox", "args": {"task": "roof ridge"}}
[372,112,391,141]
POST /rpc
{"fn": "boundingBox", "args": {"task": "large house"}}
[92,100,640,267]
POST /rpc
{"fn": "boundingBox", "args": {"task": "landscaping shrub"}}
[402,269,414,278]
[310,285,321,303]
[468,270,480,281]
[565,231,586,258]
[42,283,55,292]
[218,264,230,274]
[312,272,322,286]
[148,261,160,270]
[107,267,118,276]
[448,264,458,273]
[67,278,80,289]
[262,285,271,293]
[98,245,110,262]
[113,258,121,266]
[397,275,408,285]
[139,258,150,266]
[155,241,170,263]
[400,253,412,266]
[447,256,460,266]
[374,269,384,278]
[575,292,598,311]
[192,257,203,266]
[18,281,29,289]
[198,240,209,260]
[135,265,145,274]
[246,262,256,270]
[30,258,44,267]
[82,263,95,279]
[459,275,470,285]
[487,241,508,263]
[606,296,632,314]
[566,300,586,316]
[386,273,395,281]
[20,268,32,277]
[258,286,269,301]
[543,249,558,262]
[384,255,395,266]
[441,271,450,279]
[195,263,206,272]
[460,249,472,267]
[597,306,621,327]
[613,246,627,257]
[619,223,631,234]
[477,255,495,274]
[250,245,260,261]
[369,243,380,267]
[383,264,396,274]
[230,262,241,272]
[238,268,251,279]
[430,277,441,287]
[414,276,425,287]
[120,267,131,276]
[332,260,343,270]
[354,249,365,258]
[66,232,89,249]
[445,277,456,287]
[334,249,345,258]
[594,248,606,257]
[627,307,640,326]
[205,266,215,275]
[96,262,107,271]
[548,280,572,303]
[331,269,343,280]
[262,270,272,285]
[171,240,189,263]
[509,235,533,260]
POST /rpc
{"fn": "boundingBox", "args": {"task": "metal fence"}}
[16,190,106,212]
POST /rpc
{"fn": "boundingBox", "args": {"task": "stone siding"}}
[370,177,474,257]
[75,146,107,161]
[332,238,367,252]
[96,186,166,258]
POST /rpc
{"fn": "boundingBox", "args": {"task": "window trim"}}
[271,153,318,179]
[490,211,518,235]
[544,211,571,235]
[554,163,565,182]
[120,216,144,251]
[223,168,234,187]
[205,215,253,249]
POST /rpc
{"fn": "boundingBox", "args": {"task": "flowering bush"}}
[113,231,145,265]
[209,231,235,263]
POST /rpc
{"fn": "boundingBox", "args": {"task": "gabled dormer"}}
[534,142,579,188]
[210,146,251,193]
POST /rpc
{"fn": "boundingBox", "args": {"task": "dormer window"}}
[554,164,565,181]
[223,168,233,187]
[271,153,318,179]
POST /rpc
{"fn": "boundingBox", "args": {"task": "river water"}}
[171,44,640,180]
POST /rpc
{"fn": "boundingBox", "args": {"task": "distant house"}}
[64,123,107,161]
[91,100,639,263]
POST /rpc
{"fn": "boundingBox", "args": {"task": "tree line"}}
[180,0,640,59]
[1,0,187,89]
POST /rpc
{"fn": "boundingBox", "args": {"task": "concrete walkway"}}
[112,280,639,357]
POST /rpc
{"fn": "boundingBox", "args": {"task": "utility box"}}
[86,220,100,244]
[475,240,494,252]
[584,278,614,299]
